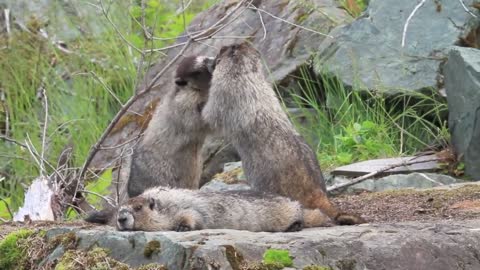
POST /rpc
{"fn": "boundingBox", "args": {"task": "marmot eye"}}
[134,205,142,211]
[175,79,187,86]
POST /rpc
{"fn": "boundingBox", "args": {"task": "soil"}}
[333,184,480,223]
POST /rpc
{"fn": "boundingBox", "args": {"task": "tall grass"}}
[287,66,449,170]
[0,0,216,215]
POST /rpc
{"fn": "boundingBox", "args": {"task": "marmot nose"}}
[118,217,127,224]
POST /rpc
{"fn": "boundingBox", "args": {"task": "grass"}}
[0,0,215,215]
[287,66,449,170]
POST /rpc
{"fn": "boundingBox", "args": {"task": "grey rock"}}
[332,155,440,177]
[444,46,480,180]
[223,161,243,173]
[44,220,480,269]
[200,180,250,193]
[315,0,479,94]
[330,173,464,194]
[1,0,128,40]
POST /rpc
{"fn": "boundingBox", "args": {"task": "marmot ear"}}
[148,198,155,210]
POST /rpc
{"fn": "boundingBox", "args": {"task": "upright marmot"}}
[201,43,364,225]
[127,56,214,197]
[86,187,331,232]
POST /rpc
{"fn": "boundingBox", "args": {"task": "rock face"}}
[45,220,480,270]
[444,46,480,180]
[1,0,127,40]
[316,0,479,93]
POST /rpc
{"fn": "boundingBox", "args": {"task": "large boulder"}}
[444,46,480,180]
[315,0,479,94]
[44,220,480,269]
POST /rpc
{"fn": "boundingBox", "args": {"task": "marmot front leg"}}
[174,209,205,231]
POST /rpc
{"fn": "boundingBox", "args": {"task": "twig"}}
[98,0,143,54]
[248,5,333,38]
[40,88,48,177]
[89,71,123,106]
[0,197,13,219]
[256,5,267,41]
[327,157,444,193]
[458,0,478,18]
[98,133,143,150]
[79,190,115,208]
[0,135,28,148]
[401,0,427,47]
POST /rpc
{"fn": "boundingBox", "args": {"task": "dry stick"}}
[401,0,427,47]
[0,135,28,148]
[327,157,444,193]
[40,88,48,177]
[458,0,478,18]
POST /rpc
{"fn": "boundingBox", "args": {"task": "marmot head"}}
[117,196,160,231]
[214,42,262,75]
[175,56,216,92]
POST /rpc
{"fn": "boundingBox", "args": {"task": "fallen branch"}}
[401,0,427,47]
[327,157,444,193]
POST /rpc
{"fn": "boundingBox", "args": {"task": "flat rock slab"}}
[44,220,480,270]
[332,155,439,177]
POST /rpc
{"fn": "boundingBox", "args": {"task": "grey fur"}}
[115,187,330,232]
[127,56,214,197]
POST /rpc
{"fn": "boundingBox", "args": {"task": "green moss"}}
[0,229,34,270]
[56,247,129,270]
[336,259,356,270]
[143,240,161,259]
[303,266,333,270]
[137,264,168,270]
[262,249,293,268]
[49,232,79,250]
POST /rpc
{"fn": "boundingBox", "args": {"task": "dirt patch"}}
[333,184,480,223]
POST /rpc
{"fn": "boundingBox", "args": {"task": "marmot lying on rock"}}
[85,187,331,232]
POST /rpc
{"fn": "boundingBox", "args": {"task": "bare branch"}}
[248,5,333,38]
[458,0,478,18]
[401,0,427,47]
[0,135,27,148]
[327,157,444,193]
[79,190,116,208]
[89,71,124,106]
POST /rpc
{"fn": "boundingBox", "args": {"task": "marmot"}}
[86,187,331,232]
[127,56,214,197]
[201,43,365,225]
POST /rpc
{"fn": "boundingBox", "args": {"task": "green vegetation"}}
[287,66,448,170]
[0,0,215,217]
[262,249,294,268]
[0,229,34,269]
[339,0,368,17]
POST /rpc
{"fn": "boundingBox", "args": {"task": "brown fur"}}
[127,56,214,197]
[202,43,365,225]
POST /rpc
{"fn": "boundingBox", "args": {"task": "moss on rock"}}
[143,240,161,259]
[0,229,34,270]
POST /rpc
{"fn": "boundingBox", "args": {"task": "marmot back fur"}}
[201,43,364,225]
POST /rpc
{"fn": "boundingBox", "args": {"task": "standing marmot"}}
[127,56,214,197]
[86,187,331,232]
[201,43,364,225]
